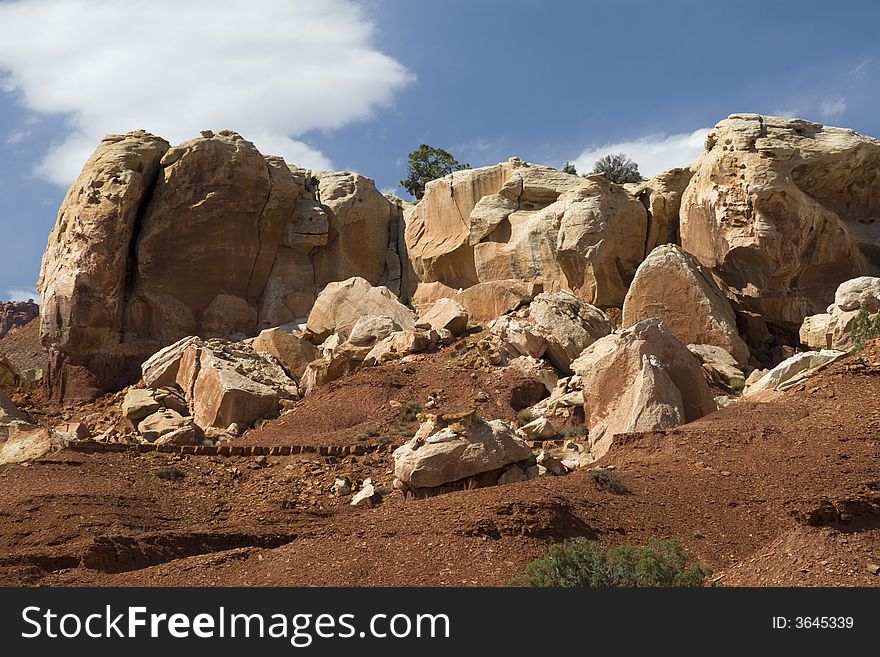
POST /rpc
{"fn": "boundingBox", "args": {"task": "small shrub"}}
[849,307,880,351]
[509,537,710,587]
[562,161,577,175]
[591,153,643,184]
[559,424,588,438]
[589,467,628,494]
[516,408,535,424]
[398,401,422,423]
[156,465,186,481]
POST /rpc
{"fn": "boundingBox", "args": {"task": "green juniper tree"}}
[591,152,643,183]
[400,144,470,200]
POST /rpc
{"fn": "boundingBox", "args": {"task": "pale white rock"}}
[744,350,845,395]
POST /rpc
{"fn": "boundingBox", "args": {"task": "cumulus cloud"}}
[819,97,847,120]
[572,128,710,179]
[0,0,413,185]
[5,128,31,144]
[6,288,39,302]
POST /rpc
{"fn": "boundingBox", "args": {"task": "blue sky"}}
[1,0,878,301]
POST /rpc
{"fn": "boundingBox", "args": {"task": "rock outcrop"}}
[305,276,417,340]
[800,277,880,350]
[137,337,297,432]
[405,158,647,307]
[622,244,750,365]
[744,349,845,396]
[491,290,614,373]
[38,130,411,400]
[625,167,693,255]
[680,114,880,328]
[392,411,535,493]
[572,318,716,458]
[0,300,39,339]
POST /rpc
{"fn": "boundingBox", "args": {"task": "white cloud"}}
[819,97,847,120]
[6,128,31,144]
[6,288,39,302]
[572,128,710,179]
[0,0,413,186]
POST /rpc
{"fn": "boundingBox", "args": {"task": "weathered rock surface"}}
[687,344,746,391]
[306,277,417,340]
[418,298,469,336]
[454,280,540,322]
[800,277,880,350]
[744,349,845,395]
[681,114,880,328]
[393,412,534,491]
[0,300,38,339]
[491,291,613,373]
[834,276,880,312]
[139,337,297,430]
[0,427,59,465]
[626,167,694,255]
[38,131,411,400]
[572,318,716,458]
[623,245,750,365]
[251,327,319,380]
[0,355,19,392]
[405,158,647,306]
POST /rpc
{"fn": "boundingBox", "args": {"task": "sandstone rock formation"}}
[305,276,417,340]
[417,298,469,336]
[800,277,880,350]
[572,318,716,458]
[38,130,411,399]
[411,279,539,323]
[138,337,297,432]
[625,167,694,255]
[405,158,647,307]
[0,354,19,392]
[687,344,746,391]
[491,291,613,373]
[744,349,845,396]
[251,327,319,380]
[0,300,39,339]
[623,244,750,365]
[392,411,534,493]
[681,114,880,328]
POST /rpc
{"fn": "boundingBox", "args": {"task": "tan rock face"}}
[572,318,716,458]
[623,245,750,365]
[37,130,171,397]
[38,131,411,400]
[306,276,417,340]
[0,355,19,393]
[454,280,540,323]
[405,159,646,306]
[626,167,693,254]
[174,339,298,430]
[681,114,880,327]
[744,349,845,395]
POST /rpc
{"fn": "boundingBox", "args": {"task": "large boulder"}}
[38,131,412,400]
[175,339,298,430]
[417,298,469,336]
[680,114,880,328]
[392,412,534,491]
[492,291,613,373]
[251,327,319,380]
[405,158,647,307]
[0,427,59,465]
[834,276,880,312]
[744,349,845,396]
[0,355,19,392]
[572,318,716,458]
[454,280,540,323]
[306,277,417,340]
[622,244,750,365]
